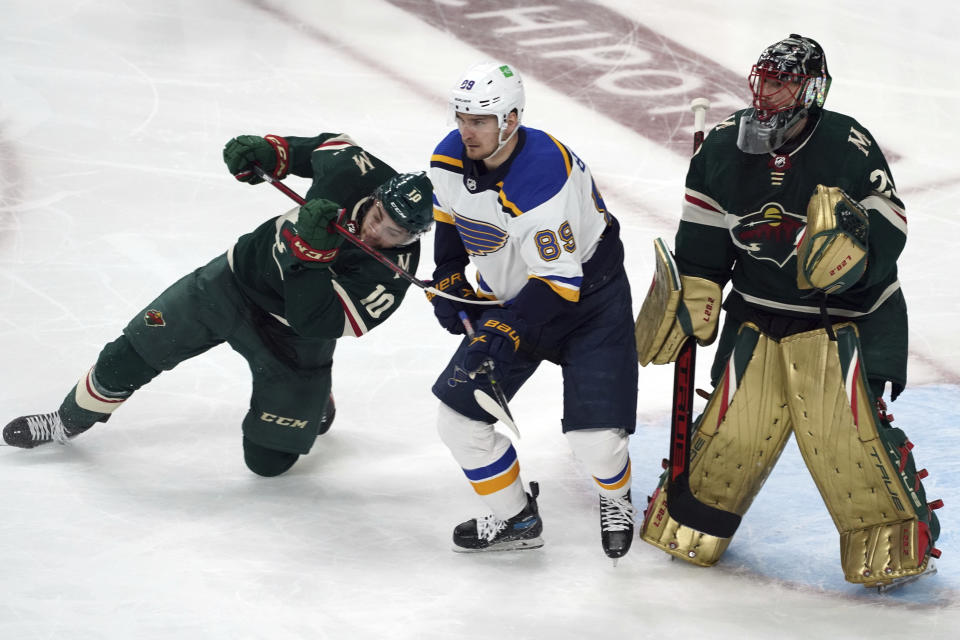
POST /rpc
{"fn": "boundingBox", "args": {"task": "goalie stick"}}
[252,165,504,306]
[664,98,741,539]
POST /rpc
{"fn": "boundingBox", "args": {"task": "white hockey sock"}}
[566,428,631,499]
[437,403,527,519]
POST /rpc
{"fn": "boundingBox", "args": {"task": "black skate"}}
[3,411,90,449]
[452,481,544,552]
[316,394,336,436]
[600,490,636,563]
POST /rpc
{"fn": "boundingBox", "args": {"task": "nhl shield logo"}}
[144,309,166,327]
[466,177,477,192]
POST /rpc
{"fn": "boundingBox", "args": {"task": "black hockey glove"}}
[461,309,525,374]
[223,134,290,184]
[426,269,483,335]
[280,198,344,266]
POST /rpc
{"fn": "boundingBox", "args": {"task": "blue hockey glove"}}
[461,309,525,374]
[426,269,483,335]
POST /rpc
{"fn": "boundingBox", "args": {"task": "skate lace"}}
[476,514,508,542]
[600,495,637,532]
[25,412,70,444]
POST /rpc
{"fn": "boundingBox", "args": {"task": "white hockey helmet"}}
[449,61,525,131]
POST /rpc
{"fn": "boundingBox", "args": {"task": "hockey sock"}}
[566,428,631,498]
[59,335,160,428]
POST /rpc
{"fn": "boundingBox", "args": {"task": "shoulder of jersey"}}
[815,109,871,141]
[500,127,577,214]
[701,109,746,150]
[431,130,465,173]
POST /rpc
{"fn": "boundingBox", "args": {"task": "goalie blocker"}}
[638,319,942,587]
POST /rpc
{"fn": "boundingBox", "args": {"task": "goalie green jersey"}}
[228,133,420,339]
[677,109,908,395]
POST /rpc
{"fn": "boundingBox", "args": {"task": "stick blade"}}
[666,476,741,538]
[473,389,520,439]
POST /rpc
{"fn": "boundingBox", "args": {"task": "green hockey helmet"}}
[373,171,434,240]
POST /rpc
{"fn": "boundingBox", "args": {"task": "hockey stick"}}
[458,311,520,439]
[664,98,741,539]
[251,165,504,305]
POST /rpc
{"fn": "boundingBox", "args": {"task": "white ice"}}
[1,1,958,638]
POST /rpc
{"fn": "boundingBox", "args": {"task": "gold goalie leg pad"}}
[782,324,941,585]
[639,324,794,565]
[841,521,933,586]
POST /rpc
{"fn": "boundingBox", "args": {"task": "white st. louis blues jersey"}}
[430,126,611,302]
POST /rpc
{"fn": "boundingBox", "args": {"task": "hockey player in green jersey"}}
[3,133,433,477]
[635,35,942,589]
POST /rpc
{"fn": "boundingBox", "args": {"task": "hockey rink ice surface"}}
[2,1,958,638]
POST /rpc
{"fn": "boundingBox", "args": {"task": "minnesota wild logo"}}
[144,309,166,327]
[731,203,805,267]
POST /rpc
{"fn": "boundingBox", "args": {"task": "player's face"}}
[455,112,502,160]
[750,66,804,118]
[361,199,416,249]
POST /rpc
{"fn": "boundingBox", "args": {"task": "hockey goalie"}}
[633,34,942,590]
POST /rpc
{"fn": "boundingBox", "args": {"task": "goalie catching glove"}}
[634,238,721,366]
[223,134,291,184]
[796,185,869,294]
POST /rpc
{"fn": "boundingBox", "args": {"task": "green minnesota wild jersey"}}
[228,133,420,338]
[677,109,908,393]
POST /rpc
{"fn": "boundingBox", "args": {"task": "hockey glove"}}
[461,309,525,375]
[797,185,869,295]
[223,134,290,184]
[426,269,483,335]
[280,198,345,266]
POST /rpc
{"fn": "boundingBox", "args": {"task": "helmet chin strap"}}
[483,122,520,161]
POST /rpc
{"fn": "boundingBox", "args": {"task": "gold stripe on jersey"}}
[434,207,455,224]
[546,134,572,177]
[498,185,524,217]
[431,154,463,170]
[529,275,580,302]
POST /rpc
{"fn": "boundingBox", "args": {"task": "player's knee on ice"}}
[243,436,300,477]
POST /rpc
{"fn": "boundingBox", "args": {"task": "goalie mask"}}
[737,34,831,154]
[449,61,525,158]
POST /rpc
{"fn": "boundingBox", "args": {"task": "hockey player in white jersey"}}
[427,62,639,559]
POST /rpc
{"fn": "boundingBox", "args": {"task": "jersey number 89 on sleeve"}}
[534,222,576,262]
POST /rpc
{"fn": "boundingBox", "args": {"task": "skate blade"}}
[452,536,544,553]
[872,561,938,593]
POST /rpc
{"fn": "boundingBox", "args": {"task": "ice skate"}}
[452,481,543,552]
[600,490,636,564]
[3,411,90,449]
[870,559,938,593]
